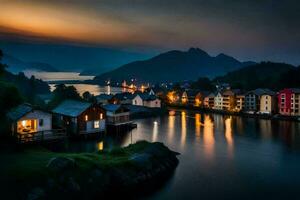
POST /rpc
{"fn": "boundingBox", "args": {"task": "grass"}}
[0,141,176,199]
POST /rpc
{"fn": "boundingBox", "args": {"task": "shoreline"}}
[167,104,300,122]
[0,141,179,199]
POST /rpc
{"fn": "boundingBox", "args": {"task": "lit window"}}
[94,121,100,128]
[85,115,88,121]
[100,113,103,120]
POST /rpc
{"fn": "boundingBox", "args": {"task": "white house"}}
[132,93,161,108]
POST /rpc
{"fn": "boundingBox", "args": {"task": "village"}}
[6,87,162,144]
[165,84,300,118]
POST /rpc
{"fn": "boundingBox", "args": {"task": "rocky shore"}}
[0,141,179,199]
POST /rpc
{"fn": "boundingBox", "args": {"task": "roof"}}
[52,100,92,117]
[7,103,33,121]
[246,88,275,96]
[135,93,159,101]
[185,90,200,97]
[103,104,130,113]
[113,92,135,101]
[96,94,113,100]
[291,88,300,93]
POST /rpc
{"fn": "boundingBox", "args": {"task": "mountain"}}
[0,41,152,74]
[214,62,297,90]
[94,48,255,84]
[2,53,58,73]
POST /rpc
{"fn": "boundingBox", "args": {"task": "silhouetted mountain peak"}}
[188,48,210,57]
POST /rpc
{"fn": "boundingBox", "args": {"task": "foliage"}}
[190,77,214,91]
[214,62,296,90]
[82,91,96,103]
[48,84,82,108]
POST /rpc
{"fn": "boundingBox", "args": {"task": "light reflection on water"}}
[54,110,300,199]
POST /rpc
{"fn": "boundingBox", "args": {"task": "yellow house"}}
[259,90,276,114]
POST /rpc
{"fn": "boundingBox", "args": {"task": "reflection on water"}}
[181,111,187,148]
[49,84,131,96]
[203,115,215,159]
[24,71,95,81]
[52,110,300,199]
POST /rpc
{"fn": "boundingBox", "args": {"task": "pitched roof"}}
[135,93,158,101]
[103,104,130,113]
[247,88,275,96]
[96,94,113,100]
[291,88,300,93]
[52,100,92,117]
[7,103,33,121]
[113,92,135,101]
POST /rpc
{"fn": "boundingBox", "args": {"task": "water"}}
[23,70,95,81]
[55,110,300,199]
[24,70,130,95]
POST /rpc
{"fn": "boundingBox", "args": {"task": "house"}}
[7,103,65,143]
[103,104,131,129]
[235,94,245,111]
[181,90,202,106]
[109,92,135,104]
[244,89,272,113]
[204,93,215,108]
[96,94,113,105]
[132,93,161,108]
[259,90,277,114]
[214,91,223,110]
[213,89,241,111]
[52,100,106,136]
[278,88,300,116]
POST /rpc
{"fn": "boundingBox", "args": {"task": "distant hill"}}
[214,62,297,90]
[2,53,58,73]
[0,42,152,74]
[94,48,255,84]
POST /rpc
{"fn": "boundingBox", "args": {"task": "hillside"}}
[94,48,255,84]
[2,53,58,73]
[214,62,297,90]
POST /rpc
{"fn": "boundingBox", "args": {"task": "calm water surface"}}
[56,110,300,200]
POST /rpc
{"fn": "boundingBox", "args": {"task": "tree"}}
[82,91,97,103]
[0,49,7,76]
[190,77,214,91]
[48,84,82,108]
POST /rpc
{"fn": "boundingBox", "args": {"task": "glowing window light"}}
[100,113,103,120]
[85,115,88,121]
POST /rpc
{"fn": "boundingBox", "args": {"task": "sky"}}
[0,0,300,65]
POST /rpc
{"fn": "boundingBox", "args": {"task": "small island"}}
[0,141,179,199]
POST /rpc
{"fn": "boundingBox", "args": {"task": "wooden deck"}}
[16,129,66,144]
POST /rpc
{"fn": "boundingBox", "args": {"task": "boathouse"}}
[7,103,65,143]
[52,100,106,136]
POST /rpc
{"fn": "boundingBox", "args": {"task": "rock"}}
[130,153,152,169]
[67,177,81,192]
[27,187,45,200]
[47,157,76,172]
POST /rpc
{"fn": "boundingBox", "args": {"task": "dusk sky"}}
[0,0,300,65]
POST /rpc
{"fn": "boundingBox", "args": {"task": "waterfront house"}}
[204,93,215,108]
[110,92,135,105]
[96,94,113,105]
[52,100,106,136]
[214,91,223,110]
[235,94,245,112]
[103,104,132,132]
[278,88,300,116]
[244,89,272,113]
[7,103,65,143]
[181,90,205,106]
[259,90,277,114]
[132,93,161,108]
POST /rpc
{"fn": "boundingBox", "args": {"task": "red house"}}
[278,88,300,116]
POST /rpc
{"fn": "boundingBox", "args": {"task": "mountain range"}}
[94,48,256,84]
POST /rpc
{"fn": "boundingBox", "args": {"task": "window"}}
[100,113,103,120]
[94,121,100,128]
[39,119,44,126]
[85,115,88,121]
